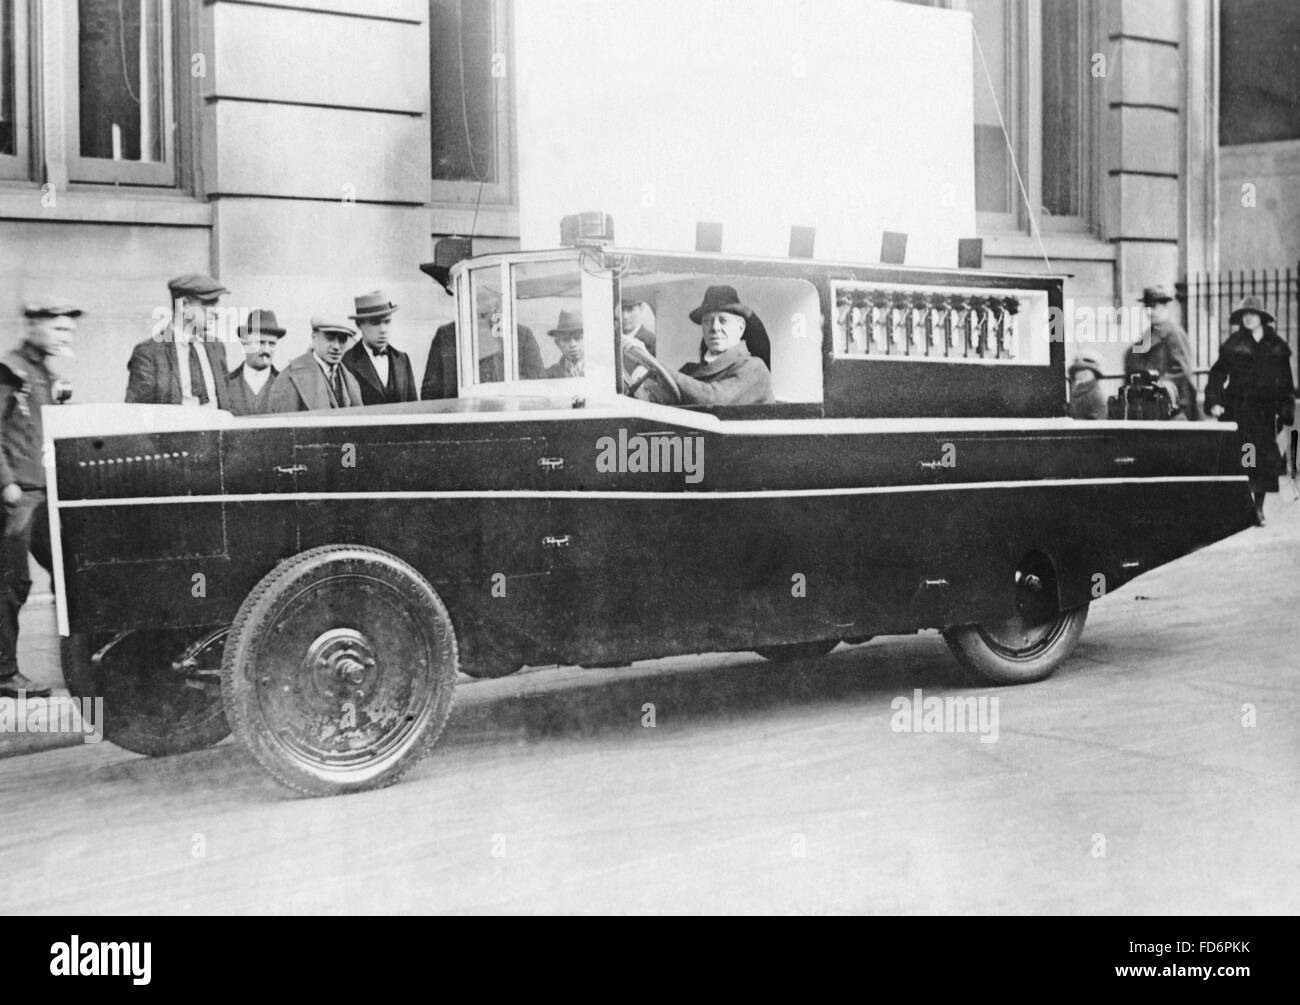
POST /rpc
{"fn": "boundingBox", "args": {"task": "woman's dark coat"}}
[1204,328,1296,492]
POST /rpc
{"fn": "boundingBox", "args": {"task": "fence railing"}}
[1178,265,1300,378]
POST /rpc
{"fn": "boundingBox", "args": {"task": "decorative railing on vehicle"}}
[832,281,1051,366]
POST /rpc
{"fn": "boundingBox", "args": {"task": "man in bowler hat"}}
[0,298,81,698]
[545,308,585,378]
[343,291,417,405]
[267,318,363,412]
[126,273,231,408]
[1125,284,1200,420]
[226,309,286,416]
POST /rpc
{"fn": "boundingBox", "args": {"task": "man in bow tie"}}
[342,290,417,406]
[267,318,364,412]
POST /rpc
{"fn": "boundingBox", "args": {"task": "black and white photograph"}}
[0,0,1295,931]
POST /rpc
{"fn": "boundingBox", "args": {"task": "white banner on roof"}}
[514,0,977,267]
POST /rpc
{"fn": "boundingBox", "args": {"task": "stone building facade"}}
[1,0,1224,399]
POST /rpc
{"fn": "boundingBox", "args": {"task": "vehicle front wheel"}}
[221,545,458,796]
[61,627,231,756]
[943,603,1088,685]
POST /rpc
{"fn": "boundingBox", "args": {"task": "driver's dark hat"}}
[688,285,752,324]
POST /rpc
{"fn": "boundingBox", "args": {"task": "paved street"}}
[1,495,1297,915]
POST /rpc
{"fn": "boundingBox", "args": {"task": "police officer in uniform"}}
[0,299,80,698]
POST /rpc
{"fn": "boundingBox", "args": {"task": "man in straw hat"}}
[1125,284,1199,420]
[624,284,774,406]
[1205,295,1296,525]
[343,291,417,406]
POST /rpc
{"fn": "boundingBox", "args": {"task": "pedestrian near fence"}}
[1205,295,1296,526]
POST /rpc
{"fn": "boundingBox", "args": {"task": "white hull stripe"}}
[56,475,1248,509]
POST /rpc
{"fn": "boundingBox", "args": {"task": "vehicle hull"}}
[51,406,1255,665]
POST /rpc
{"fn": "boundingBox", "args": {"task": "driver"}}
[625,285,774,406]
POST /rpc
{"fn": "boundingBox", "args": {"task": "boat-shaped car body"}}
[44,245,1255,793]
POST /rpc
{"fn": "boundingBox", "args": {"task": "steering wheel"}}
[622,342,682,403]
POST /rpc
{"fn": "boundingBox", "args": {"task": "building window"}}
[0,0,30,179]
[1039,0,1083,218]
[963,0,1096,235]
[970,0,1017,222]
[430,0,513,205]
[64,0,176,185]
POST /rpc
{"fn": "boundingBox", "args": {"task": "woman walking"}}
[1205,296,1296,525]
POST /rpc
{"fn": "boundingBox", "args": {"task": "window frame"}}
[956,0,1099,238]
[0,0,31,180]
[60,0,177,187]
[429,0,516,210]
[968,0,1022,232]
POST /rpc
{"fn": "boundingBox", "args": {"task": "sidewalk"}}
[0,596,87,758]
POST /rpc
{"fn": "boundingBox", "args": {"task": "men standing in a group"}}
[0,299,80,698]
[266,318,363,412]
[342,291,417,405]
[225,309,285,416]
[126,274,231,408]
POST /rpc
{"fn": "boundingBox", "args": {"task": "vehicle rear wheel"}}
[61,627,231,756]
[755,639,839,662]
[943,580,1088,686]
[220,545,458,796]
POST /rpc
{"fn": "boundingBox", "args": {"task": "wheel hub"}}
[305,629,378,699]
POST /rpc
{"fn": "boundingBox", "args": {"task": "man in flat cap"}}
[225,309,286,416]
[545,308,585,379]
[342,291,417,406]
[267,318,363,412]
[0,299,80,698]
[126,274,231,408]
[624,285,774,406]
[1125,284,1200,420]
[620,296,657,355]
